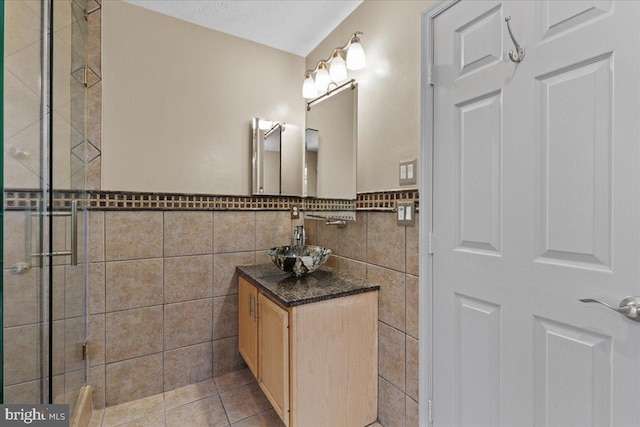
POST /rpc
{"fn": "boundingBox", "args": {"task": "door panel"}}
[431,1,640,426]
[533,317,611,427]
[534,53,613,269]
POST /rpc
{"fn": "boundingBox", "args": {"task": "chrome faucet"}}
[292,225,306,246]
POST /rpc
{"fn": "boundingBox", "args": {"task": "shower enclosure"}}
[3,0,92,414]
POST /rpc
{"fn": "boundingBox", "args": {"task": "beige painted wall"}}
[306,0,433,193]
[102,1,305,195]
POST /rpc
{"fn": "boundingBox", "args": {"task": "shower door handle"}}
[579,296,640,321]
[30,200,79,266]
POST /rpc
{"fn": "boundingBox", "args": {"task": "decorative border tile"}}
[4,189,419,212]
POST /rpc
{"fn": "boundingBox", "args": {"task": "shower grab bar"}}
[29,200,78,266]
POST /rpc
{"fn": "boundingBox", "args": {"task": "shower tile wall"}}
[86,210,295,408]
[306,212,420,427]
[3,0,88,410]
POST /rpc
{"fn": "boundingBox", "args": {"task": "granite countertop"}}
[236,263,379,307]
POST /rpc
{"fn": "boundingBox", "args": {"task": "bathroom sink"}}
[267,245,332,276]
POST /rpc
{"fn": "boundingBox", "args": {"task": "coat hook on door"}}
[504,16,525,63]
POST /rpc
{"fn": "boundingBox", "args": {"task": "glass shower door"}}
[2,0,88,412]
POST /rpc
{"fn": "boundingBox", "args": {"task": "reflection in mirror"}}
[305,85,356,199]
[304,129,319,198]
[304,84,357,221]
[252,118,304,196]
[252,118,282,195]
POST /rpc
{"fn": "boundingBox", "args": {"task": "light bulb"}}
[346,37,366,70]
[330,52,348,82]
[315,63,330,92]
[302,74,317,99]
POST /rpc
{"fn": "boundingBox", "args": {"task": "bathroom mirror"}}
[252,118,304,196]
[305,85,357,199]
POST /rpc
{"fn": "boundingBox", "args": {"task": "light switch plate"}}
[397,202,415,226]
[399,159,417,185]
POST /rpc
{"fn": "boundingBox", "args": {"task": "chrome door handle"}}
[579,296,640,321]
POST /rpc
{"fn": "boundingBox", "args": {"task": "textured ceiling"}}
[122,0,363,57]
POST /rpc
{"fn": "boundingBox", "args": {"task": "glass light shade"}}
[346,40,366,70]
[330,54,348,82]
[302,75,317,99]
[315,64,331,92]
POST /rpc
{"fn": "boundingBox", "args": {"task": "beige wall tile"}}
[4,324,39,385]
[164,211,213,256]
[52,266,65,321]
[89,365,106,410]
[65,265,84,318]
[3,211,26,268]
[4,71,41,141]
[213,251,255,296]
[65,369,84,414]
[87,9,102,75]
[52,375,65,405]
[164,255,213,303]
[65,317,85,372]
[164,299,213,350]
[105,212,163,261]
[406,336,419,402]
[406,216,419,276]
[213,294,238,340]
[406,274,419,340]
[4,381,39,404]
[255,250,271,265]
[338,211,367,261]
[89,211,105,262]
[337,256,367,280]
[213,211,256,253]
[88,314,105,367]
[315,221,339,253]
[86,157,101,191]
[105,258,163,312]
[303,219,317,245]
[164,342,213,391]
[165,395,228,427]
[106,306,163,363]
[212,336,243,376]
[367,212,406,272]
[105,354,164,407]
[379,322,405,392]
[368,265,406,332]
[378,377,406,427]
[3,269,38,327]
[406,396,419,427]
[255,211,292,250]
[89,262,106,314]
[87,81,102,151]
[52,321,65,375]
[4,0,40,56]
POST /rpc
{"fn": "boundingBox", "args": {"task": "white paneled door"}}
[430,1,640,426]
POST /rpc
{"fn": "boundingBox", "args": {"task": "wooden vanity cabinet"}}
[237,275,378,427]
[238,277,258,377]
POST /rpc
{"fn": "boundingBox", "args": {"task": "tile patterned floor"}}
[89,368,384,427]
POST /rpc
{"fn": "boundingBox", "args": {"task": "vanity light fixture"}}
[303,32,366,99]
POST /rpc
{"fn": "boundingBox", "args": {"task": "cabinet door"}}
[238,277,259,378]
[258,293,290,426]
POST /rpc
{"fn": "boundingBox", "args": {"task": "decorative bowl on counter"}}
[267,245,332,276]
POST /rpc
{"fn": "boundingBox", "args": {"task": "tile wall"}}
[305,212,420,427]
[86,209,300,408]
